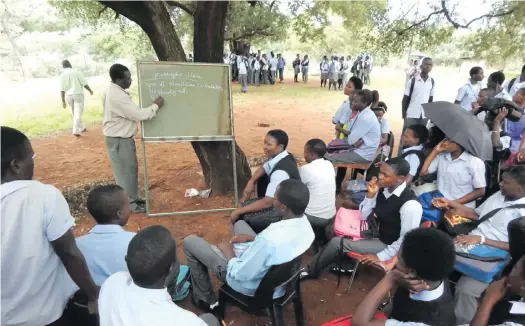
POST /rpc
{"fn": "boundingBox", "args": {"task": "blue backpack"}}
[455,245,510,283]
[168,265,191,301]
[418,190,444,222]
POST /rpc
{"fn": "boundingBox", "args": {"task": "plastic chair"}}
[345,221,433,292]
[216,256,305,326]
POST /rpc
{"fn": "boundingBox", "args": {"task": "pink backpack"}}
[334,208,368,240]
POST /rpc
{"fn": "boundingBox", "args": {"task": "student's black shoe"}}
[328,266,355,276]
[192,297,219,314]
[299,270,317,281]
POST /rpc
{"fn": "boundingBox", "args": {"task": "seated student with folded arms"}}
[328,89,381,192]
[400,124,429,185]
[230,129,300,233]
[301,158,422,279]
[300,139,336,228]
[76,184,182,299]
[352,228,456,326]
[432,165,525,325]
[183,179,314,313]
[98,225,218,326]
[419,137,486,209]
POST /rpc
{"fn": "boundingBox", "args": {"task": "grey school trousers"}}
[306,236,387,277]
[239,74,248,92]
[454,275,489,325]
[104,136,139,202]
[302,67,309,82]
[183,220,257,304]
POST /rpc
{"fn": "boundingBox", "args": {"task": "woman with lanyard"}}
[455,66,484,111]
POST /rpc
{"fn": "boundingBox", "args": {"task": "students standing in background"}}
[60,60,93,137]
[261,54,269,85]
[320,55,329,87]
[269,53,278,85]
[237,54,248,93]
[253,55,261,86]
[293,54,301,83]
[277,53,286,83]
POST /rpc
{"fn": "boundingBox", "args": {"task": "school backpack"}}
[167,265,192,301]
[507,77,517,92]
[407,77,435,103]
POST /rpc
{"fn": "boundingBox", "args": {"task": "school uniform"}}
[247,57,253,85]
[253,59,260,86]
[456,81,483,111]
[269,57,278,84]
[301,58,309,82]
[293,58,301,82]
[98,272,216,326]
[241,151,300,233]
[402,74,435,130]
[386,281,456,326]
[320,60,329,81]
[495,89,513,101]
[328,60,339,90]
[342,59,350,87]
[306,182,422,276]
[503,77,525,97]
[379,118,391,155]
[482,295,525,326]
[183,216,314,305]
[277,57,285,82]
[1,180,76,326]
[326,106,381,163]
[60,67,88,135]
[427,151,486,208]
[454,191,525,324]
[300,158,337,226]
[332,100,352,125]
[401,145,425,179]
[103,82,159,205]
[261,58,269,85]
[237,56,248,93]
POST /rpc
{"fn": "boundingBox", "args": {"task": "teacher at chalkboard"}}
[102,63,164,213]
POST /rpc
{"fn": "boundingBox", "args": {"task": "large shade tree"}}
[54,0,252,196]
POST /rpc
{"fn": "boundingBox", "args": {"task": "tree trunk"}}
[99,0,252,196]
[229,39,251,55]
[193,0,252,196]
[1,0,26,80]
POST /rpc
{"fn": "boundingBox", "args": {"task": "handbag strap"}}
[477,204,525,224]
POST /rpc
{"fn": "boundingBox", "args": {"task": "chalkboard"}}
[138,62,232,139]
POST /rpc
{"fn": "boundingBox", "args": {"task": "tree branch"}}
[440,0,514,28]
[225,28,274,41]
[269,0,276,10]
[394,1,515,35]
[165,1,194,16]
[98,5,108,18]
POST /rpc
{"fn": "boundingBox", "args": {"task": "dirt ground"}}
[31,81,405,325]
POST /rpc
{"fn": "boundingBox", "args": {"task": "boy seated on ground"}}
[300,139,336,229]
[419,137,486,209]
[183,179,314,313]
[230,129,300,233]
[98,225,219,326]
[76,185,182,297]
[400,124,428,185]
[351,228,456,326]
[301,158,422,279]
[432,165,525,325]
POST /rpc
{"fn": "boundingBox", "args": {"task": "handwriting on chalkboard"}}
[144,71,223,101]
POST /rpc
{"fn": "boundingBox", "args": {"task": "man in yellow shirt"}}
[60,60,93,136]
[102,64,164,213]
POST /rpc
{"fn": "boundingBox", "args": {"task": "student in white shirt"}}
[269,53,278,85]
[503,65,525,97]
[300,139,336,227]
[332,76,363,139]
[342,55,351,88]
[401,57,435,132]
[60,60,93,136]
[237,54,248,93]
[400,124,429,184]
[455,66,484,111]
[301,54,310,83]
[253,55,261,86]
[328,56,340,91]
[302,158,423,279]
[352,228,456,326]
[320,55,329,87]
[98,225,217,326]
[183,180,314,312]
[419,138,486,209]
[372,100,390,148]
[433,165,525,324]
[1,127,99,326]
[230,130,300,233]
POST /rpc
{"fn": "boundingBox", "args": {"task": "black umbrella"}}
[422,101,493,161]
